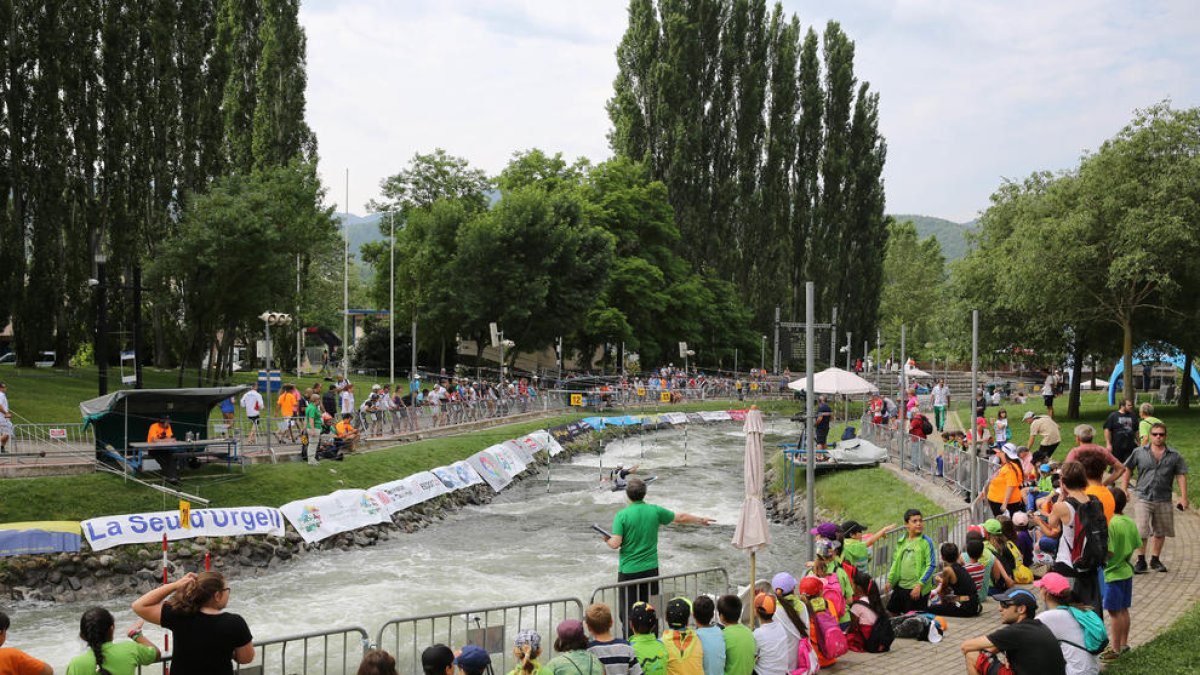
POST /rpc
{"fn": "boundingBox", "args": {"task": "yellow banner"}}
[179,501,191,529]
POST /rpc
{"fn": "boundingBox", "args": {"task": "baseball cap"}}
[843,539,870,566]
[840,520,867,537]
[453,645,490,673]
[1012,511,1030,527]
[421,645,455,674]
[1022,411,1035,422]
[1034,572,1072,596]
[983,519,1002,535]
[815,538,841,558]
[994,588,1039,610]
[514,629,541,651]
[771,572,797,595]
[556,619,585,642]
[1039,463,1052,473]
[809,522,839,539]
[629,601,657,628]
[665,597,692,629]
[798,576,824,598]
[753,592,776,615]
[1000,443,1020,460]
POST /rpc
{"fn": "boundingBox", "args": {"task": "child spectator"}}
[662,598,703,675]
[421,645,455,675]
[66,606,160,675]
[627,603,668,675]
[1011,512,1036,568]
[689,596,724,675]
[927,542,981,617]
[885,509,936,614]
[812,539,852,625]
[357,649,400,675]
[714,595,754,675]
[0,611,53,675]
[749,593,790,675]
[455,645,493,675]
[585,603,642,675]
[797,576,838,669]
[547,620,605,675]
[846,570,885,652]
[511,630,550,675]
[1102,486,1138,663]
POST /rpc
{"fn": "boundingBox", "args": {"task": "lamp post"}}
[760,335,767,372]
[685,349,695,376]
[93,254,108,396]
[389,210,396,389]
[260,312,292,440]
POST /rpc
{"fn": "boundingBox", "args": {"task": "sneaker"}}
[1151,558,1168,573]
[1133,559,1148,574]
[1098,648,1120,663]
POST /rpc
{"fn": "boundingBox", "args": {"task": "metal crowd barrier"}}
[3,422,95,458]
[863,507,972,584]
[137,625,371,675]
[375,597,584,675]
[589,567,731,638]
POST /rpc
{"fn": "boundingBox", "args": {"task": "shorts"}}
[815,429,830,445]
[247,416,260,426]
[1043,394,1054,407]
[1134,497,1176,538]
[1032,442,1059,461]
[1103,577,1133,611]
[0,416,12,435]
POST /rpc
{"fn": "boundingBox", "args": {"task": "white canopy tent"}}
[904,366,931,378]
[787,367,879,395]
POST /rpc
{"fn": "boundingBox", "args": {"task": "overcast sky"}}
[301,0,1200,223]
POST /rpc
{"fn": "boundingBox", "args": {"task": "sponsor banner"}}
[582,416,609,430]
[548,420,593,444]
[699,410,732,422]
[467,448,514,492]
[502,439,537,464]
[524,429,565,456]
[432,460,485,490]
[82,507,285,551]
[659,412,689,425]
[0,521,82,557]
[727,409,748,421]
[488,443,528,477]
[280,490,388,544]
[369,471,450,514]
[686,412,706,424]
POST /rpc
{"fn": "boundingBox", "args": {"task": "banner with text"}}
[280,490,389,544]
[466,448,515,492]
[522,430,565,457]
[699,410,732,422]
[369,471,450,515]
[82,507,285,551]
[432,460,485,490]
[659,412,689,425]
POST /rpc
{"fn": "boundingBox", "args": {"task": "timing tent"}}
[80,386,250,453]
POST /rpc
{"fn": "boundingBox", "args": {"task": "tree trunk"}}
[1182,353,1193,410]
[1068,332,1083,420]
[1122,318,1135,404]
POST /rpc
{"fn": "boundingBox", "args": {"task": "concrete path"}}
[834,451,1200,673]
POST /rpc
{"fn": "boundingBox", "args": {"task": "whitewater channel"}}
[10,419,813,672]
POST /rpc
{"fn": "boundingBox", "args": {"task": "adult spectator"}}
[931,379,950,432]
[455,645,493,675]
[421,645,455,675]
[1102,487,1138,663]
[340,383,356,417]
[0,610,53,675]
[585,603,642,675]
[1064,424,1127,488]
[357,649,399,675]
[604,478,714,629]
[715,596,754,675]
[0,382,12,453]
[973,389,987,422]
[276,383,298,443]
[131,572,254,675]
[547,620,605,675]
[240,385,264,444]
[335,413,360,452]
[302,393,322,465]
[1023,411,1062,463]
[1033,573,1100,675]
[322,384,339,418]
[986,443,1025,517]
[1103,399,1138,463]
[959,588,1066,675]
[884,509,936,615]
[1042,372,1056,418]
[690,596,724,675]
[218,391,236,435]
[511,630,548,675]
[1136,402,1163,448]
[814,396,833,449]
[1030,462,1102,612]
[1121,421,1188,573]
[147,416,181,486]
[66,606,159,675]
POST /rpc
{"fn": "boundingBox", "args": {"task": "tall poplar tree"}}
[252,0,315,168]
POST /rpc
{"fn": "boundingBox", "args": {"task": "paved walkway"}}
[834,431,1200,673]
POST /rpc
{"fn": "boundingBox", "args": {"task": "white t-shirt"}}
[340,390,355,414]
[240,390,263,417]
[1037,608,1099,675]
[0,391,9,413]
[752,620,795,675]
[932,385,949,407]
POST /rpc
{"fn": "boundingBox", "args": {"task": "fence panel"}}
[137,626,371,675]
[589,567,730,638]
[376,598,584,675]
[7,422,95,458]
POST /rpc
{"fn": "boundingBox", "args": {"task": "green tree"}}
[878,220,946,359]
[368,148,492,217]
[252,0,314,168]
[217,0,261,173]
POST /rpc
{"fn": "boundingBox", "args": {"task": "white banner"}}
[524,429,565,456]
[490,443,528,476]
[467,449,514,492]
[699,410,732,422]
[660,412,689,425]
[370,471,450,514]
[431,460,485,490]
[280,489,389,544]
[504,438,538,464]
[82,507,285,551]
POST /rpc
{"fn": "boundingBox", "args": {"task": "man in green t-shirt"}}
[302,394,322,465]
[715,595,754,675]
[604,477,714,633]
[1102,486,1140,662]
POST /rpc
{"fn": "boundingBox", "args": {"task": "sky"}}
[301,0,1200,223]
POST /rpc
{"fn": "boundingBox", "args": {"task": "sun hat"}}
[809,522,839,539]
[1034,572,1072,596]
[514,629,541,651]
[771,572,797,595]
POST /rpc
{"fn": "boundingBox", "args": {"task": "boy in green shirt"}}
[1102,487,1139,662]
[885,509,936,614]
[715,595,754,675]
[628,602,669,675]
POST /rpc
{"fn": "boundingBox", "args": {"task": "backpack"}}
[854,600,894,653]
[1060,607,1110,655]
[822,575,848,618]
[920,416,933,435]
[788,634,818,675]
[1005,541,1033,585]
[810,607,848,660]
[974,651,1015,675]
[1065,495,1109,572]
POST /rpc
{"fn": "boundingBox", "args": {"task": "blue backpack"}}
[1060,606,1109,655]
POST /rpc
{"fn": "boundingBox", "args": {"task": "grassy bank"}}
[1106,601,1200,674]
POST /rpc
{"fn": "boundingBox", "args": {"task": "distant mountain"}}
[333,212,388,259]
[889,214,975,261]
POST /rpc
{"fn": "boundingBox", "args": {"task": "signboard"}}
[82,507,286,551]
[48,428,68,440]
[660,392,672,403]
[679,342,688,358]
[636,387,646,396]
[178,501,191,529]
[569,393,583,406]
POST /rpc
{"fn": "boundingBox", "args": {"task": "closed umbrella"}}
[732,406,769,623]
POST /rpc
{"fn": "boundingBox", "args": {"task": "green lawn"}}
[1105,601,1200,674]
[812,467,943,528]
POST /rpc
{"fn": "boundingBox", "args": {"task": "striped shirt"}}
[589,639,644,675]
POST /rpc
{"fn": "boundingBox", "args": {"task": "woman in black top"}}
[927,542,981,617]
[132,572,254,675]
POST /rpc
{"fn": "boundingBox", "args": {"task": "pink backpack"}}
[789,635,818,675]
[822,575,847,618]
[812,608,849,659]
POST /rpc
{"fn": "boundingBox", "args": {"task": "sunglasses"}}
[1151,432,1166,437]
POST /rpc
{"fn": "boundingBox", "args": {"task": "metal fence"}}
[137,625,371,675]
[589,567,731,638]
[861,507,971,583]
[857,416,997,505]
[376,597,584,675]
[5,422,95,459]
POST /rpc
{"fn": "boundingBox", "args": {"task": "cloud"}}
[301,0,1200,222]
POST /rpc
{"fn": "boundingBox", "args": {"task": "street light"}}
[760,335,767,373]
[93,254,108,396]
[260,311,292,438]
